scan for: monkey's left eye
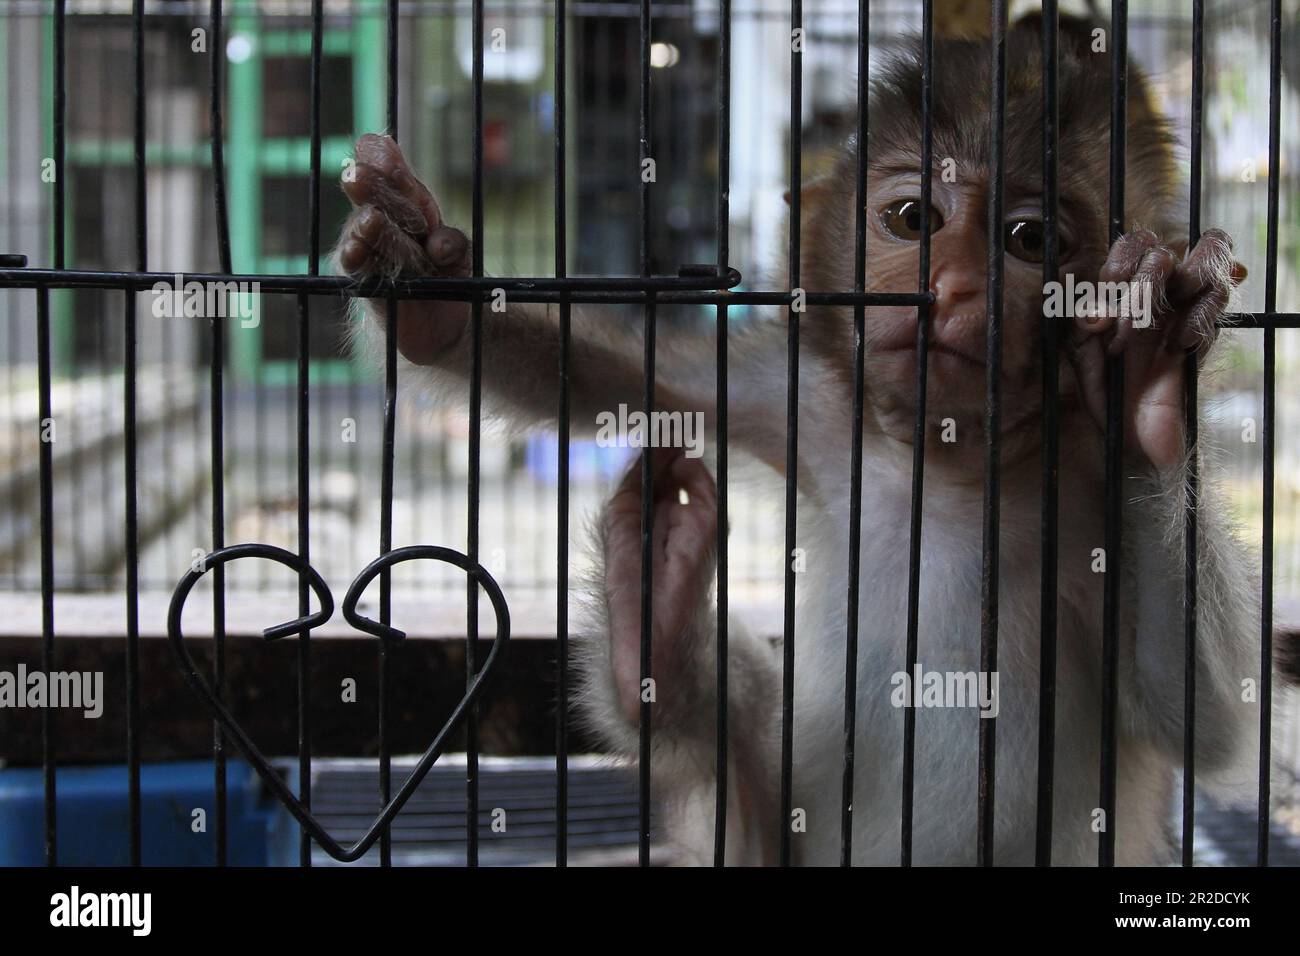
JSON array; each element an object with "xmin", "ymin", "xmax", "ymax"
[{"xmin": 1005, "ymin": 219, "xmax": 1047, "ymax": 262}]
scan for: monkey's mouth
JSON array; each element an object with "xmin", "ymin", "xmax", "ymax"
[{"xmin": 876, "ymin": 341, "xmax": 986, "ymax": 369}]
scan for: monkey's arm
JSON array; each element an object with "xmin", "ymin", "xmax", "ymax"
[
  {"xmin": 1072, "ymin": 227, "xmax": 1258, "ymax": 778},
  {"xmin": 1119, "ymin": 452, "xmax": 1260, "ymax": 780},
  {"xmin": 352, "ymin": 298, "xmax": 788, "ymax": 463},
  {"xmin": 572, "ymin": 451, "xmax": 783, "ymax": 865},
  {"xmin": 574, "ymin": 591, "xmax": 784, "ymax": 865},
  {"xmin": 337, "ymin": 133, "xmax": 792, "ymax": 458}
]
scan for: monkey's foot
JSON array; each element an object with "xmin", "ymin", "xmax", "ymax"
[
  {"xmin": 603, "ymin": 448, "xmax": 718, "ymax": 726},
  {"xmin": 335, "ymin": 133, "xmax": 471, "ymax": 365}
]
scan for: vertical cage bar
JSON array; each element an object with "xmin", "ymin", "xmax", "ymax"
[
  {"xmin": 842, "ymin": 0, "xmax": 869, "ymax": 871},
  {"xmin": 36, "ymin": 283, "xmax": 55, "ymax": 865},
  {"xmin": 554, "ymin": 0, "xmax": 570, "ymax": 868},
  {"xmin": 977, "ymin": 0, "xmax": 1003, "ymax": 868},
  {"xmin": 297, "ymin": 0, "xmax": 325, "ymax": 868},
  {"xmin": 841, "ymin": 0, "xmax": 865, "ymax": 867},
  {"xmin": 1259, "ymin": 0, "xmax": 1281, "ymax": 868},
  {"xmin": 714, "ymin": 0, "xmax": 732, "ymax": 869},
  {"xmin": 467, "ymin": 0, "xmax": 486, "ymax": 868},
  {"xmin": 636, "ymin": 0, "xmax": 656, "ymax": 869},
  {"xmin": 125, "ymin": 0, "xmax": 147, "ymax": 867},
  {"xmin": 1183, "ymin": 0, "xmax": 1204, "ymax": 868},
  {"xmin": 1034, "ymin": 0, "xmax": 1060, "ymax": 868},
  {"xmin": 1098, "ymin": 0, "xmax": 1128, "ymax": 869},
  {"xmin": 898, "ymin": 0, "xmax": 933, "ymax": 869},
  {"xmin": 778, "ymin": 0, "xmax": 803, "ymax": 871},
  {"xmin": 977, "ymin": 0, "xmax": 1008, "ymax": 868},
  {"xmin": 207, "ymin": 0, "xmax": 233, "ymax": 868},
  {"xmin": 38, "ymin": 0, "xmax": 67, "ymax": 870},
  {"xmin": 378, "ymin": 0, "xmax": 400, "ymax": 868}
]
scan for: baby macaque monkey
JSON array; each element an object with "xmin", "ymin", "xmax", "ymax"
[{"xmin": 335, "ymin": 15, "xmax": 1266, "ymax": 864}]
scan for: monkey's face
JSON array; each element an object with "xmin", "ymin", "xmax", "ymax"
[{"xmin": 857, "ymin": 170, "xmax": 1105, "ymax": 444}]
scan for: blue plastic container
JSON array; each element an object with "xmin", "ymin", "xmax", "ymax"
[{"xmin": 0, "ymin": 760, "xmax": 296, "ymax": 866}]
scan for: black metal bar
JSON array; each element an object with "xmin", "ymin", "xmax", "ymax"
[
  {"xmin": 1259, "ymin": 0, "xmax": 1281, "ymax": 869},
  {"xmin": 36, "ymin": 284, "xmax": 55, "ymax": 866},
  {"xmin": 977, "ymin": 0, "xmax": 1008, "ymax": 868},
  {"xmin": 39, "ymin": 0, "xmax": 67, "ymax": 871},
  {"xmin": 898, "ymin": 0, "xmax": 932, "ymax": 869},
  {"xmin": 841, "ymin": 0, "xmax": 869, "ymax": 871},
  {"xmin": 1183, "ymin": 0, "xmax": 1204, "ymax": 869},
  {"xmin": 467, "ymin": 0, "xmax": 486, "ymax": 868},
  {"xmin": 1034, "ymin": 0, "xmax": 1060, "ymax": 869},
  {"xmin": 636, "ymin": 0, "xmax": 656, "ymax": 870},
  {"xmin": 554, "ymin": 0, "xmax": 571, "ymax": 869},
  {"xmin": 296, "ymin": 0, "xmax": 325, "ymax": 869},
  {"xmin": 125, "ymin": 0, "xmax": 147, "ymax": 868},
  {"xmin": 52, "ymin": 1, "xmax": 64, "ymax": 274},
  {"xmin": 1098, "ymin": 0, "xmax": 1128, "ymax": 869},
  {"xmin": 379, "ymin": 0, "xmax": 401, "ymax": 869},
  {"xmin": 0, "ymin": 269, "xmax": 747, "ymax": 296},
  {"xmin": 842, "ymin": 0, "xmax": 873, "ymax": 868},
  {"xmin": 714, "ymin": 0, "xmax": 732, "ymax": 869},
  {"xmin": 207, "ymin": 0, "xmax": 233, "ymax": 868},
  {"xmin": 778, "ymin": 0, "xmax": 803, "ymax": 871}
]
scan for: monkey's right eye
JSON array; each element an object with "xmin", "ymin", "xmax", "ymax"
[{"xmin": 880, "ymin": 199, "xmax": 944, "ymax": 241}]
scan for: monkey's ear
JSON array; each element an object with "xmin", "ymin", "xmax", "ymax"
[{"xmin": 783, "ymin": 177, "xmax": 835, "ymax": 207}]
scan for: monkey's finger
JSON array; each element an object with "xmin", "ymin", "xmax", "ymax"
[
  {"xmin": 607, "ymin": 455, "xmax": 648, "ymax": 522},
  {"xmin": 1098, "ymin": 227, "xmax": 1160, "ymax": 285},
  {"xmin": 1132, "ymin": 244, "xmax": 1177, "ymax": 317},
  {"xmin": 1073, "ymin": 307, "xmax": 1115, "ymax": 338},
  {"xmin": 342, "ymin": 163, "xmax": 430, "ymax": 238},
  {"xmin": 1104, "ymin": 244, "xmax": 1177, "ymax": 356},
  {"xmin": 606, "ymin": 447, "xmax": 682, "ymax": 522},
  {"xmin": 1107, "ymin": 314, "xmax": 1137, "ymax": 355},
  {"xmin": 1177, "ymin": 285, "xmax": 1227, "ymax": 364},
  {"xmin": 1066, "ymin": 333, "xmax": 1109, "ymax": 434},
  {"xmin": 425, "ymin": 225, "xmax": 472, "ymax": 275},
  {"xmin": 1169, "ymin": 228, "xmax": 1234, "ymax": 303},
  {"xmin": 337, "ymin": 206, "xmax": 432, "ymax": 280},
  {"xmin": 350, "ymin": 134, "xmax": 445, "ymax": 237},
  {"xmin": 668, "ymin": 452, "xmax": 717, "ymax": 509},
  {"xmin": 661, "ymin": 459, "xmax": 718, "ymax": 567},
  {"xmin": 1086, "ymin": 229, "xmax": 1162, "ymax": 344}
]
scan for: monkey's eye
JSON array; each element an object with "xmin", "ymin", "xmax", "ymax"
[
  {"xmin": 1005, "ymin": 219, "xmax": 1047, "ymax": 262},
  {"xmin": 880, "ymin": 199, "xmax": 943, "ymax": 241}
]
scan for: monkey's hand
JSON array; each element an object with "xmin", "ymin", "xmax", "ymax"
[
  {"xmin": 578, "ymin": 449, "xmax": 782, "ymax": 863},
  {"xmin": 1068, "ymin": 227, "xmax": 1246, "ymax": 474},
  {"xmin": 335, "ymin": 133, "xmax": 471, "ymax": 365},
  {"xmin": 603, "ymin": 448, "xmax": 719, "ymax": 730}
]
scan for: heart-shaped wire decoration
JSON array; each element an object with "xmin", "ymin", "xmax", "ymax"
[{"xmin": 167, "ymin": 542, "xmax": 510, "ymax": 862}]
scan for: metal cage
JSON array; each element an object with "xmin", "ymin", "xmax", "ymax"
[{"xmin": 0, "ymin": 0, "xmax": 1296, "ymax": 868}]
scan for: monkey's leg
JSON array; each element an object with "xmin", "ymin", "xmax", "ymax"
[{"xmin": 575, "ymin": 449, "xmax": 782, "ymax": 864}]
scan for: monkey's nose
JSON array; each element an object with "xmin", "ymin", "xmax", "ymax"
[{"xmin": 929, "ymin": 262, "xmax": 985, "ymax": 311}]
